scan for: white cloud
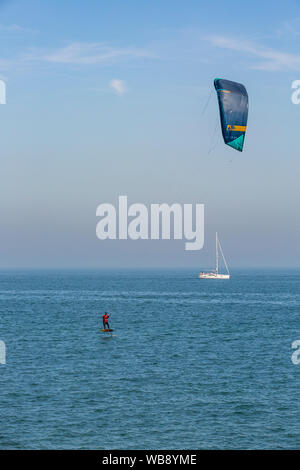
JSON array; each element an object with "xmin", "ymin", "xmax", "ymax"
[
  {"xmin": 276, "ymin": 19, "xmax": 300, "ymax": 39},
  {"xmin": 109, "ymin": 79, "xmax": 127, "ymax": 95},
  {"xmin": 42, "ymin": 42, "xmax": 151, "ymax": 65},
  {"xmin": 0, "ymin": 41, "xmax": 154, "ymax": 75},
  {"xmin": 0, "ymin": 24, "xmax": 37, "ymax": 33},
  {"xmin": 206, "ymin": 35, "xmax": 300, "ymax": 71}
]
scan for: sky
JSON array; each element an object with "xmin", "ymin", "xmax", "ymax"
[{"xmin": 1, "ymin": 0, "xmax": 300, "ymax": 268}]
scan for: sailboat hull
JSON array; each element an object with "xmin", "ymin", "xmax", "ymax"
[{"xmin": 198, "ymin": 273, "xmax": 230, "ymax": 279}]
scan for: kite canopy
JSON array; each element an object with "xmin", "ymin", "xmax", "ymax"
[{"xmin": 214, "ymin": 78, "xmax": 248, "ymax": 152}]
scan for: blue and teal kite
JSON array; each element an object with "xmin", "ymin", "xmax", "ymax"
[{"xmin": 214, "ymin": 78, "xmax": 248, "ymax": 152}]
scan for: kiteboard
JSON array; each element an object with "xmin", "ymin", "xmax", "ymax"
[{"xmin": 101, "ymin": 329, "xmax": 114, "ymax": 333}]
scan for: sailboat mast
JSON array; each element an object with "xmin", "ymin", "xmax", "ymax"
[{"xmin": 216, "ymin": 232, "xmax": 219, "ymax": 274}]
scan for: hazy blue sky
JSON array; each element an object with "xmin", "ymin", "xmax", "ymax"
[{"xmin": 1, "ymin": 0, "xmax": 300, "ymax": 268}]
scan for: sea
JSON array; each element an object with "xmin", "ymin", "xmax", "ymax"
[{"xmin": 0, "ymin": 268, "xmax": 300, "ymax": 450}]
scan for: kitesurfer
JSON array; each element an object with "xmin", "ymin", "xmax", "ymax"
[{"xmin": 102, "ymin": 312, "xmax": 110, "ymax": 330}]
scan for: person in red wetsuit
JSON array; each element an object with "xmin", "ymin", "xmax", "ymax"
[{"xmin": 102, "ymin": 312, "xmax": 110, "ymax": 329}]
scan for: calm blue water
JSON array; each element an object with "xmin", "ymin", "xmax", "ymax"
[{"xmin": 0, "ymin": 269, "xmax": 300, "ymax": 449}]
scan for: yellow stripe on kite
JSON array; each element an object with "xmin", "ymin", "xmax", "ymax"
[{"xmin": 226, "ymin": 125, "xmax": 246, "ymax": 132}]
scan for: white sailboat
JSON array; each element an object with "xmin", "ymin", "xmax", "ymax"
[{"xmin": 198, "ymin": 232, "xmax": 230, "ymax": 279}]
